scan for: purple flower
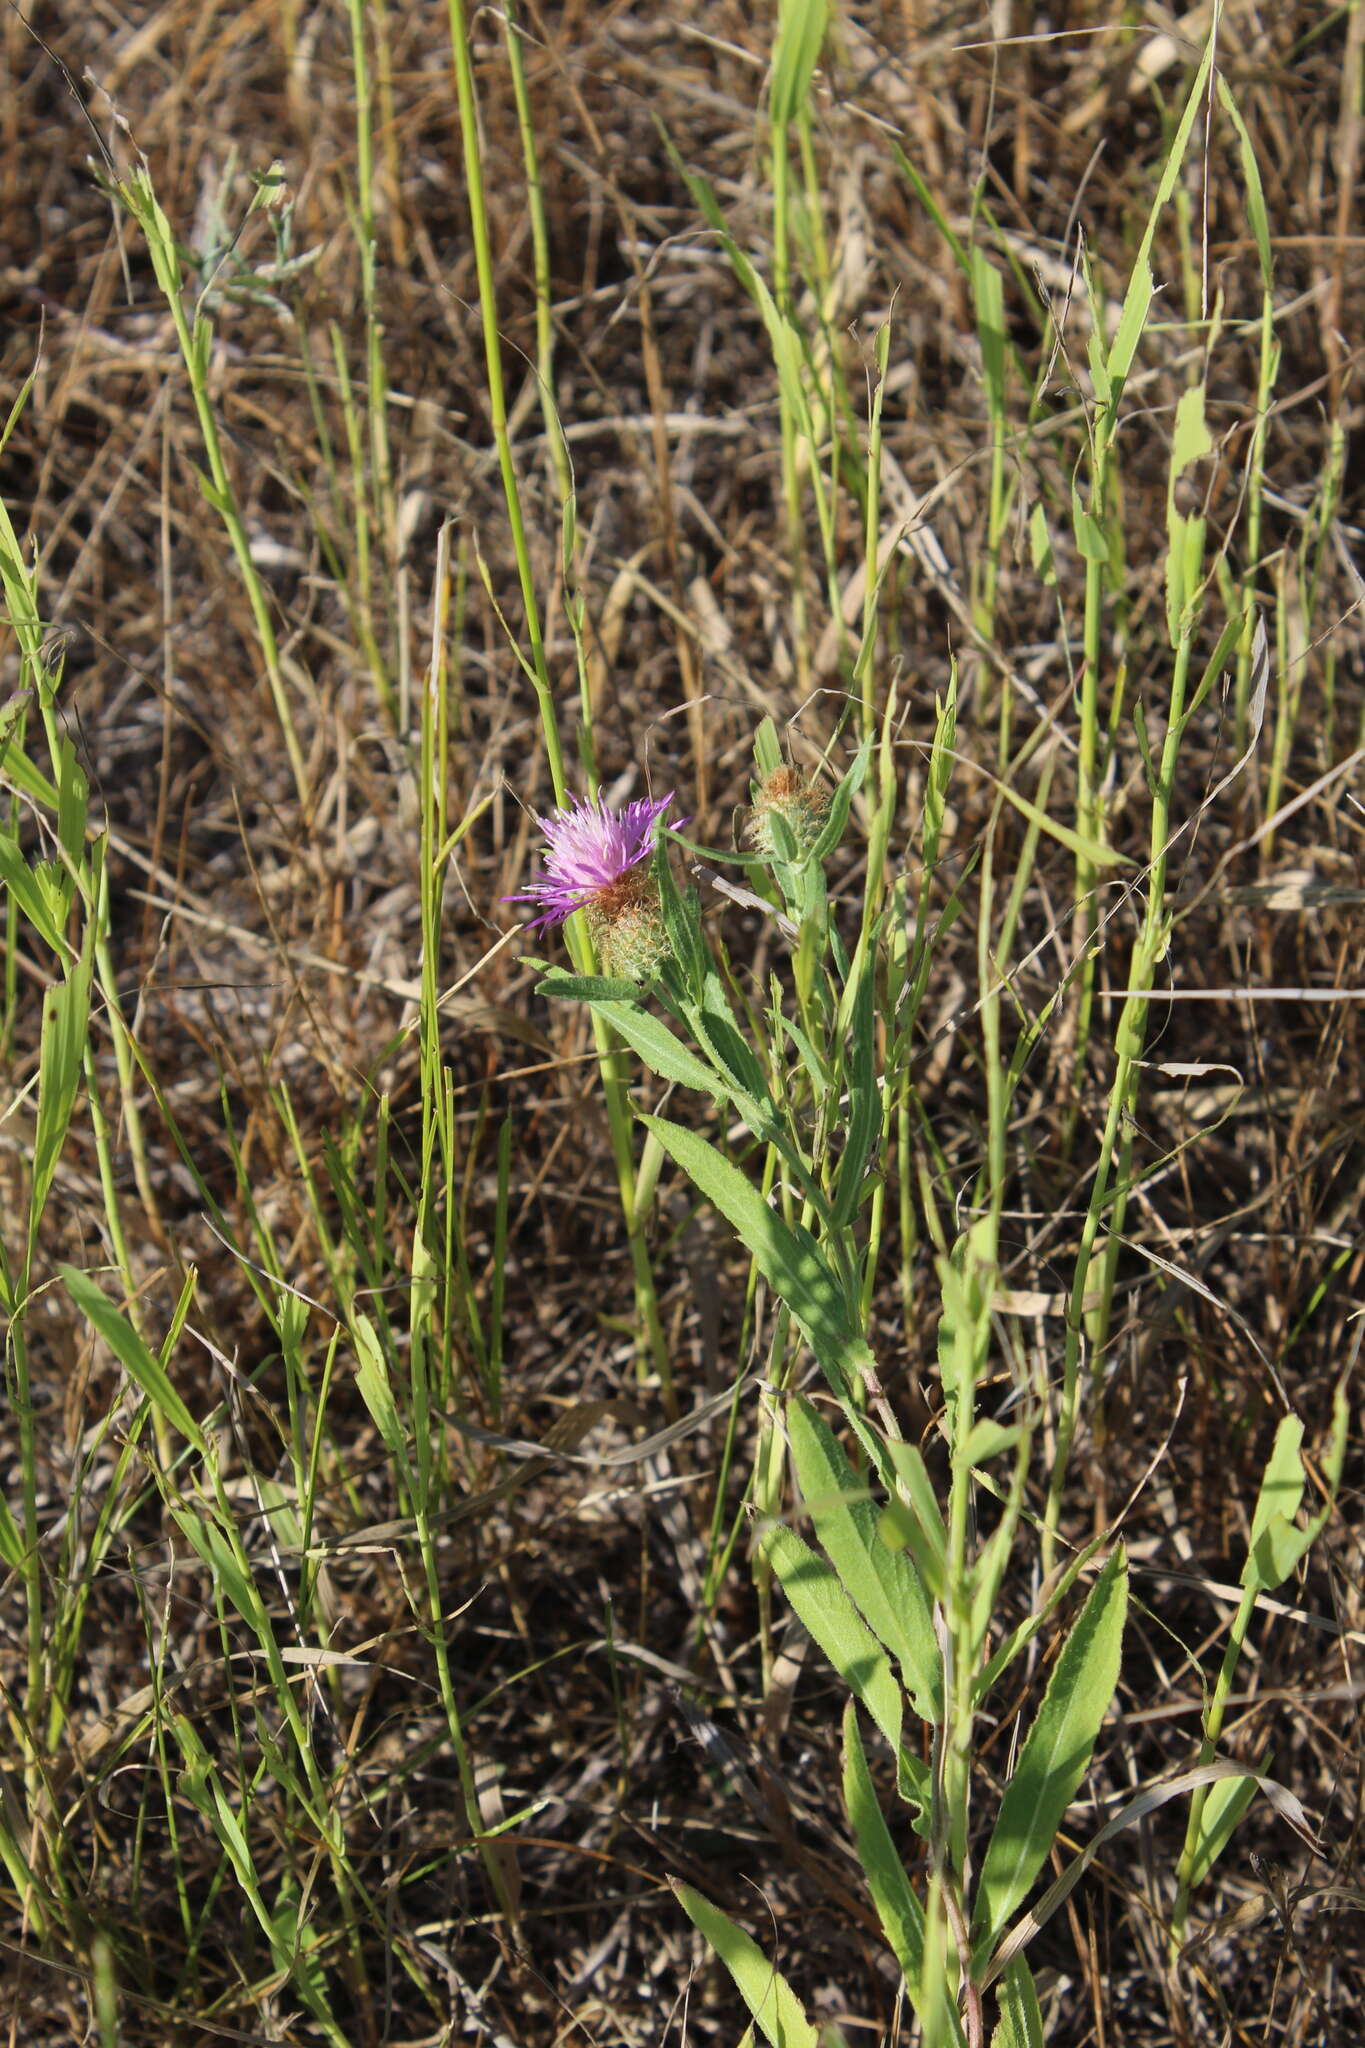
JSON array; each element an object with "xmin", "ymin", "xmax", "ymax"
[{"xmin": 506, "ymin": 793, "xmax": 681, "ymax": 931}]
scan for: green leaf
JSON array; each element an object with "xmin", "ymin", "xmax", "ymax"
[
  {"xmin": 673, "ymin": 1882, "xmax": 819, "ymax": 2048},
  {"xmin": 923, "ymin": 671, "xmax": 957, "ymax": 861},
  {"xmin": 0, "ymin": 356, "xmax": 38, "ymax": 462},
  {"xmin": 1165, "ymin": 381, "xmax": 1212, "ymax": 633},
  {"xmin": 1071, "ymin": 491, "xmax": 1109, "ymax": 566},
  {"xmin": 829, "ymin": 952, "xmax": 880, "ymax": 1232},
  {"xmin": 351, "ymin": 1312, "xmax": 412, "ymax": 1489},
  {"xmin": 761, "ymin": 1523, "xmax": 903, "ymax": 1762},
  {"xmin": 961, "ymin": 1420, "xmax": 1020, "ymax": 1469},
  {"xmin": 890, "ymin": 141, "xmax": 971, "ymax": 283},
  {"xmin": 54, "ymin": 735, "xmax": 88, "ymax": 863},
  {"xmin": 0, "ymin": 1493, "xmax": 24, "ymax": 1571},
  {"xmin": 1241, "ymin": 1413, "xmax": 1324, "ymax": 1592},
  {"xmin": 754, "ymin": 716, "xmax": 784, "ymax": 777},
  {"xmin": 1104, "ymin": 33, "xmax": 1218, "ymax": 401},
  {"xmin": 28, "ymin": 928, "xmax": 94, "ymax": 1247},
  {"xmin": 972, "ymin": 249, "xmax": 1007, "ymax": 419},
  {"xmin": 697, "ymin": 968, "xmax": 773, "ymax": 1103},
  {"xmin": 1241, "ymin": 1386, "xmax": 1351, "ymax": 1599},
  {"xmin": 877, "ymin": 1439, "xmax": 947, "ymax": 1603},
  {"xmin": 168, "ymin": 1501, "xmax": 269, "ymax": 1637},
  {"xmin": 842, "ymin": 1703, "xmax": 962, "ymax": 2032},
  {"xmin": 807, "ymin": 737, "xmax": 872, "ymax": 866},
  {"xmin": 971, "ymin": 1547, "xmax": 1128, "ymax": 1962},
  {"xmin": 0, "ymin": 835, "xmax": 71, "ymax": 954},
  {"xmin": 641, "ymin": 1112, "xmax": 868, "ymax": 1400},
  {"xmin": 770, "ymin": 0, "xmax": 829, "ymax": 129},
  {"xmin": 0, "ymin": 725, "xmax": 59, "ymax": 808},
  {"xmin": 790, "ymin": 1398, "xmax": 941, "ymax": 1721},
  {"xmin": 976, "ymin": 764, "xmax": 1130, "ymax": 869},
  {"xmin": 1246, "ymin": 1415, "xmax": 1304, "ymax": 1559},
  {"xmin": 1185, "ymin": 1770, "xmax": 1260, "ymax": 1890},
  {"xmin": 1028, "ymin": 504, "xmax": 1056, "ymax": 588},
  {"xmin": 654, "ymin": 833, "xmax": 708, "ymax": 1000},
  {"xmin": 60, "ymin": 1266, "xmax": 209, "ymax": 1457},
  {"xmin": 777, "ymin": 1003, "xmax": 832, "ymax": 1093},
  {"xmin": 990, "ymin": 1956, "xmax": 1045, "ymax": 2048},
  {"xmin": 591, "ymin": 999, "xmax": 725, "ymax": 1098},
  {"xmin": 1103, "ymin": 260, "xmax": 1152, "ymax": 407},
  {"xmin": 1217, "ymin": 77, "xmax": 1272, "ymax": 287},
  {"xmin": 0, "ymin": 681, "xmax": 59, "ymax": 808},
  {"xmin": 536, "ymin": 970, "xmax": 645, "ymax": 1004}
]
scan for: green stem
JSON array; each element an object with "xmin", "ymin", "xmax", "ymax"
[
  {"xmin": 1045, "ymin": 617, "xmax": 1196, "ymax": 1571},
  {"xmin": 446, "ymin": 0, "xmax": 565, "ymax": 802},
  {"xmin": 122, "ymin": 172, "xmax": 311, "ymax": 808}
]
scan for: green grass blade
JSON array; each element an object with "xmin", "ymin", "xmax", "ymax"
[
  {"xmin": 60, "ymin": 1267, "xmax": 209, "ymax": 1459},
  {"xmin": 1184, "ymin": 1771, "xmax": 1260, "ymax": 1892},
  {"xmin": 1105, "ymin": 34, "xmax": 1217, "ymax": 399},
  {"xmin": 27, "ymin": 929, "xmax": 94, "ymax": 1254},
  {"xmin": 769, "ymin": 0, "xmax": 828, "ymax": 129}
]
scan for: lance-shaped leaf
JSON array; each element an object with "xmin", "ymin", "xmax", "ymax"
[
  {"xmin": 537, "ymin": 969, "xmax": 647, "ymax": 1004},
  {"xmin": 673, "ymin": 1882, "xmax": 818, "ymax": 2048},
  {"xmin": 61, "ymin": 1266, "xmax": 209, "ymax": 1458},
  {"xmin": 990, "ymin": 1957, "xmax": 1045, "ymax": 2048},
  {"xmin": 770, "ymin": 0, "xmax": 828, "ymax": 129},
  {"xmin": 592, "ymin": 999, "xmax": 726, "ymax": 1099},
  {"xmin": 790, "ymin": 1398, "xmax": 941, "ymax": 1721},
  {"xmin": 971, "ymin": 1547, "xmax": 1128, "ymax": 1963},
  {"xmin": 28, "ymin": 929, "xmax": 95, "ymax": 1251},
  {"xmin": 641, "ymin": 1112, "xmax": 868, "ymax": 1401},
  {"xmin": 763, "ymin": 1522, "xmax": 932, "ymax": 1826},
  {"xmin": 1240, "ymin": 1396, "xmax": 1347, "ymax": 1595},
  {"xmin": 829, "ymin": 949, "xmax": 880, "ymax": 1232},
  {"xmin": 842, "ymin": 1704, "xmax": 965, "ymax": 2039},
  {"xmin": 762, "ymin": 1523, "xmax": 903, "ymax": 1759}
]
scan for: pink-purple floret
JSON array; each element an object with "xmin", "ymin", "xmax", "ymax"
[{"xmin": 506, "ymin": 793, "xmax": 681, "ymax": 930}]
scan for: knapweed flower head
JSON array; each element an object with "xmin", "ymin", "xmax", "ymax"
[
  {"xmin": 748, "ymin": 764, "xmax": 829, "ymax": 862},
  {"xmin": 506, "ymin": 792, "xmax": 679, "ymax": 981}
]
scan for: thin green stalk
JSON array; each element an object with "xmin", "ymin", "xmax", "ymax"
[
  {"xmin": 329, "ymin": 322, "xmax": 392, "ymax": 717},
  {"xmin": 345, "ymin": 0, "xmax": 397, "ymax": 721},
  {"xmin": 1044, "ymin": 609, "xmax": 1201, "ymax": 1572},
  {"xmin": 503, "ymin": 0, "xmax": 573, "ymax": 518},
  {"xmin": 448, "ymin": 0, "xmax": 672, "ymax": 1410},
  {"xmin": 1068, "ymin": 473, "xmax": 1109, "ymax": 1155},
  {"xmin": 1232, "ymin": 288, "xmax": 1277, "ymax": 757},
  {"xmin": 854, "ymin": 324, "xmax": 891, "ymax": 742},
  {"xmin": 119, "ymin": 170, "xmax": 311, "ymax": 808},
  {"xmin": 445, "ymin": 0, "xmax": 564, "ymax": 801},
  {"xmin": 769, "ymin": 110, "xmax": 811, "ymax": 691}
]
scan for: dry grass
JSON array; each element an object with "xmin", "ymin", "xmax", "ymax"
[{"xmin": 2, "ymin": 3, "xmax": 1363, "ymax": 2043}]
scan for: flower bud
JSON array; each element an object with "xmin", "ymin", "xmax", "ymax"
[
  {"xmin": 585, "ymin": 870, "xmax": 669, "ymax": 982},
  {"xmin": 748, "ymin": 765, "xmax": 829, "ymax": 861}
]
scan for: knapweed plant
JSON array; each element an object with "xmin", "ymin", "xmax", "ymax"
[{"xmin": 518, "ymin": 717, "xmax": 1347, "ymax": 2047}]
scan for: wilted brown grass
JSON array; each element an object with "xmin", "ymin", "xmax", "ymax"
[{"xmin": 2, "ymin": 3, "xmax": 1363, "ymax": 2043}]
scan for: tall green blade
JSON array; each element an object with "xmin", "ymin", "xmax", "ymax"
[{"xmin": 971, "ymin": 1548, "xmax": 1127, "ymax": 1962}]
